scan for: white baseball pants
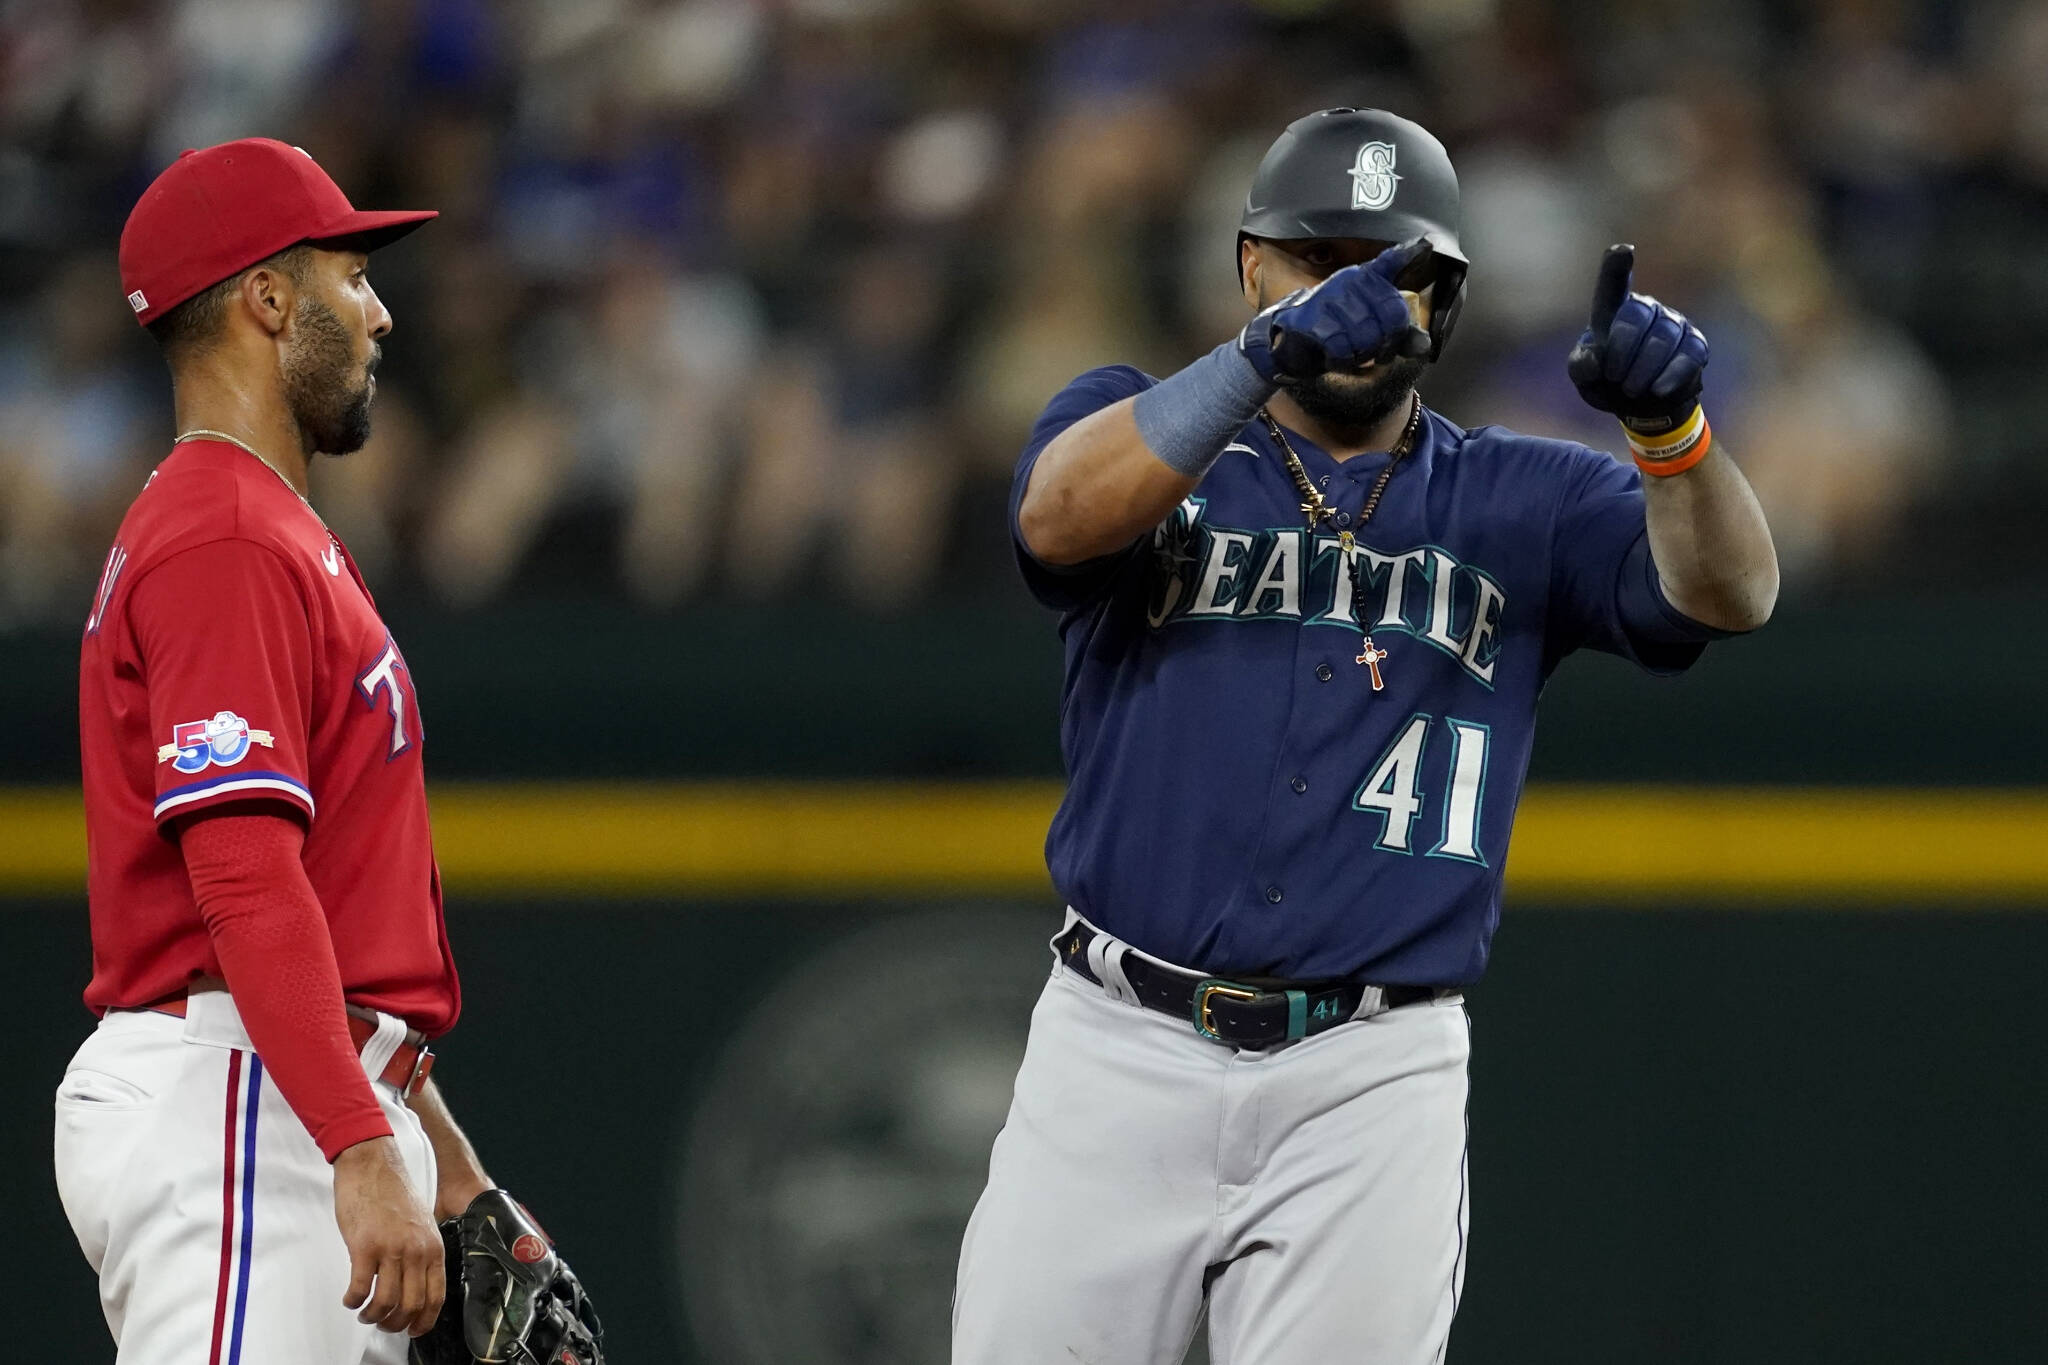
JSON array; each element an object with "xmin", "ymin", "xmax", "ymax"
[
  {"xmin": 955, "ymin": 949, "xmax": 1471, "ymax": 1365},
  {"xmin": 53, "ymin": 993, "xmax": 437, "ymax": 1365}
]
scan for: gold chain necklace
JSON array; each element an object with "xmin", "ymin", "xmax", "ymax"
[
  {"xmin": 1258, "ymin": 393, "xmax": 1421, "ymax": 689},
  {"xmin": 173, "ymin": 429, "xmax": 322, "ymax": 520},
  {"xmin": 1260, "ymin": 391, "xmax": 1420, "ymax": 549}
]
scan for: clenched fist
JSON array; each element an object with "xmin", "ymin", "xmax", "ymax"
[{"xmin": 1240, "ymin": 238, "xmax": 1435, "ymax": 383}]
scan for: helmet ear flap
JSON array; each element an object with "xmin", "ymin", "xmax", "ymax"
[{"xmin": 1426, "ymin": 258, "xmax": 1467, "ymax": 362}]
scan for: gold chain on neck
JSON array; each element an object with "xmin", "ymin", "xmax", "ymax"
[
  {"xmin": 1257, "ymin": 393, "xmax": 1422, "ymax": 687},
  {"xmin": 173, "ymin": 429, "xmax": 321, "ymax": 519},
  {"xmin": 1259, "ymin": 392, "xmax": 1421, "ymax": 558}
]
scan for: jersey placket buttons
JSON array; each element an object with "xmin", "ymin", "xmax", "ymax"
[
  {"xmin": 1315, "ymin": 663, "xmax": 1333, "ymax": 681},
  {"xmin": 1264, "ymin": 886, "xmax": 1283, "ymax": 904},
  {"xmin": 1290, "ymin": 776, "xmax": 1307, "ymax": 793}
]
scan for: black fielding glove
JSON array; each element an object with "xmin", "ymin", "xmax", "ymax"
[
  {"xmin": 410, "ymin": 1190, "xmax": 604, "ymax": 1365},
  {"xmin": 1565, "ymin": 244, "xmax": 1710, "ymax": 436}
]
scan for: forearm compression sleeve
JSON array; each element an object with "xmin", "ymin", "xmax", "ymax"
[{"xmin": 179, "ymin": 810, "xmax": 393, "ymax": 1160}]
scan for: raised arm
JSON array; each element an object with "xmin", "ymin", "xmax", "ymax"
[
  {"xmin": 1018, "ymin": 239, "xmax": 1433, "ymax": 566},
  {"xmin": 1639, "ymin": 440, "xmax": 1777, "ymax": 630},
  {"xmin": 1017, "ymin": 398, "xmax": 1208, "ymax": 565},
  {"xmin": 1567, "ymin": 244, "xmax": 1778, "ymax": 632}
]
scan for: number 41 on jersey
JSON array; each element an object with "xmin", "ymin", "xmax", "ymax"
[{"xmin": 1353, "ymin": 714, "xmax": 1490, "ymax": 863}]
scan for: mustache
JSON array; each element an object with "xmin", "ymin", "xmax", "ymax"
[{"xmin": 365, "ymin": 346, "xmax": 381, "ymax": 377}]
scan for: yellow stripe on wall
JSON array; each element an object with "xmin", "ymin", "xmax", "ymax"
[
  {"xmin": 428, "ymin": 782, "xmax": 1061, "ymax": 895},
  {"xmin": 3, "ymin": 783, "xmax": 2046, "ymax": 903},
  {"xmin": 0, "ymin": 789, "xmax": 87, "ymax": 892},
  {"xmin": 1506, "ymin": 787, "xmax": 2048, "ymax": 900}
]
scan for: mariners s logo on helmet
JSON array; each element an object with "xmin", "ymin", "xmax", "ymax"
[{"xmin": 1349, "ymin": 140, "xmax": 1400, "ymax": 210}]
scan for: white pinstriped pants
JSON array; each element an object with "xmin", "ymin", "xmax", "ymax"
[{"xmin": 954, "ymin": 939, "xmax": 1471, "ymax": 1365}]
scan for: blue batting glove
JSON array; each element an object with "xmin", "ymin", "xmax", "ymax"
[
  {"xmin": 1565, "ymin": 243, "xmax": 1710, "ymax": 433},
  {"xmin": 1238, "ymin": 238, "xmax": 1434, "ymax": 384}
]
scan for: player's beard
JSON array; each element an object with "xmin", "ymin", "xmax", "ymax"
[
  {"xmin": 1285, "ymin": 356, "xmax": 1425, "ymax": 436},
  {"xmin": 282, "ymin": 299, "xmax": 377, "ymax": 456}
]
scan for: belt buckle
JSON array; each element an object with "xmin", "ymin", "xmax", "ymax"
[
  {"xmin": 400, "ymin": 1044, "xmax": 434, "ymax": 1102},
  {"xmin": 1192, "ymin": 979, "xmax": 1260, "ymax": 1042}
]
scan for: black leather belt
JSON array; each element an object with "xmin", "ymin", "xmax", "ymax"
[{"xmin": 1053, "ymin": 919, "xmax": 1451, "ymax": 1050}]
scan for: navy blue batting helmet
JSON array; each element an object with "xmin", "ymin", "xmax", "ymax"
[{"xmin": 1239, "ymin": 108, "xmax": 1468, "ymax": 361}]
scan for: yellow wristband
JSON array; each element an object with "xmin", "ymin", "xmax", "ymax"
[{"xmin": 1626, "ymin": 407, "xmax": 1710, "ymax": 477}]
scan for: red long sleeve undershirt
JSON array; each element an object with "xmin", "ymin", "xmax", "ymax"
[{"xmin": 177, "ymin": 808, "xmax": 393, "ymax": 1160}]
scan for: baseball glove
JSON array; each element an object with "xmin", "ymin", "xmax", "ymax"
[{"xmin": 409, "ymin": 1189, "xmax": 604, "ymax": 1365}]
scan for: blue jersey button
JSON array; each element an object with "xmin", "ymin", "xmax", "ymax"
[
  {"xmin": 1315, "ymin": 663, "xmax": 1333, "ymax": 681},
  {"xmin": 1265, "ymin": 886, "xmax": 1283, "ymax": 904},
  {"xmin": 1333, "ymin": 511, "xmax": 1352, "ymax": 527},
  {"xmin": 1290, "ymin": 776, "xmax": 1307, "ymax": 793}
]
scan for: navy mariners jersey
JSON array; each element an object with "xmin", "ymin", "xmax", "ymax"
[{"xmin": 1011, "ymin": 366, "xmax": 1725, "ymax": 987}]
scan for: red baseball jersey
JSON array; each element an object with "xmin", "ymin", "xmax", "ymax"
[{"xmin": 78, "ymin": 439, "xmax": 459, "ymax": 1034}]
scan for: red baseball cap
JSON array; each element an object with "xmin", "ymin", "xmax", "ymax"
[{"xmin": 119, "ymin": 137, "xmax": 437, "ymax": 327}]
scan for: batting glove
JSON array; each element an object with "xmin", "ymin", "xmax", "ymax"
[
  {"xmin": 1566, "ymin": 243, "xmax": 1710, "ymax": 435},
  {"xmin": 1239, "ymin": 238, "xmax": 1434, "ymax": 384}
]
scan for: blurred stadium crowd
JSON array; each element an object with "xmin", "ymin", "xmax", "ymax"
[{"xmin": 4, "ymin": 0, "xmax": 2045, "ymax": 626}]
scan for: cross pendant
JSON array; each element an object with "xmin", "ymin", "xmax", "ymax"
[{"xmin": 1355, "ymin": 635, "xmax": 1388, "ymax": 691}]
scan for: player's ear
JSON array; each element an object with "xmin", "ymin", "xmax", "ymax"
[
  {"xmin": 238, "ymin": 262, "xmax": 293, "ymax": 339},
  {"xmin": 1240, "ymin": 238, "xmax": 1263, "ymax": 309}
]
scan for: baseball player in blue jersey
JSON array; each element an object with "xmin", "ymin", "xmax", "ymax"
[{"xmin": 953, "ymin": 108, "xmax": 1779, "ymax": 1364}]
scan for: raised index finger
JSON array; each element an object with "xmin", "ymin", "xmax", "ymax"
[
  {"xmin": 1367, "ymin": 236, "xmax": 1432, "ymax": 287},
  {"xmin": 1589, "ymin": 243, "xmax": 1635, "ymax": 338}
]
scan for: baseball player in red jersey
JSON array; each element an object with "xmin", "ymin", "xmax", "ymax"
[{"xmin": 59, "ymin": 140, "xmax": 601, "ymax": 1365}]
